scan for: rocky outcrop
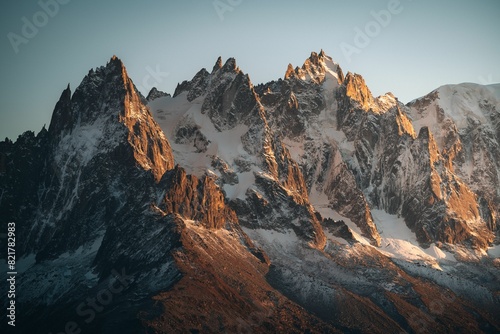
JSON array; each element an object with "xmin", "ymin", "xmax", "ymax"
[
  {"xmin": 48, "ymin": 84, "xmax": 73, "ymax": 135},
  {"xmin": 173, "ymin": 68, "xmax": 210, "ymax": 101},
  {"xmin": 113, "ymin": 56, "xmax": 174, "ymax": 181},
  {"xmin": 343, "ymin": 72, "xmax": 375, "ymax": 111},
  {"xmin": 158, "ymin": 165, "xmax": 237, "ymax": 229},
  {"xmin": 202, "ymin": 60, "xmax": 259, "ymax": 131},
  {"xmin": 146, "ymin": 87, "xmax": 170, "ymax": 101}
]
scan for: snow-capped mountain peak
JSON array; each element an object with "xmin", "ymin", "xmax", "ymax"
[{"xmin": 284, "ymin": 50, "xmax": 344, "ymax": 86}]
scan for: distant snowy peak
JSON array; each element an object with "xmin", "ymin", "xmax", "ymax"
[
  {"xmin": 409, "ymin": 83, "xmax": 500, "ymax": 133},
  {"xmin": 146, "ymin": 87, "xmax": 171, "ymax": 102},
  {"xmin": 284, "ymin": 50, "xmax": 344, "ymax": 86},
  {"xmin": 405, "ymin": 81, "xmax": 500, "ymax": 247},
  {"xmin": 173, "ymin": 57, "xmax": 243, "ymax": 101}
]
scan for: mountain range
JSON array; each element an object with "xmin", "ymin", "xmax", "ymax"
[{"xmin": 1, "ymin": 51, "xmax": 499, "ymax": 333}]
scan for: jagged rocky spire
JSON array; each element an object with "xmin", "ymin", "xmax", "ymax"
[
  {"xmin": 212, "ymin": 56, "xmax": 223, "ymax": 73},
  {"xmin": 48, "ymin": 83, "xmax": 72, "ymax": 137}
]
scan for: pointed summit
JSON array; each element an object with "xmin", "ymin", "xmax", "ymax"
[
  {"xmin": 284, "ymin": 50, "xmax": 344, "ymax": 85},
  {"xmin": 221, "ymin": 57, "xmax": 239, "ymax": 73},
  {"xmin": 48, "ymin": 84, "xmax": 73, "ymax": 137},
  {"xmin": 49, "ymin": 56, "xmax": 174, "ymax": 181},
  {"xmin": 343, "ymin": 72, "xmax": 375, "ymax": 110},
  {"xmin": 107, "ymin": 55, "xmax": 126, "ymax": 72},
  {"xmin": 105, "ymin": 55, "xmax": 134, "ymax": 90},
  {"xmin": 212, "ymin": 56, "xmax": 223, "ymax": 73},
  {"xmin": 146, "ymin": 87, "xmax": 171, "ymax": 102},
  {"xmin": 307, "ymin": 51, "xmax": 321, "ymax": 66},
  {"xmin": 109, "ymin": 54, "xmax": 123, "ymax": 65},
  {"xmin": 173, "ymin": 68, "xmax": 210, "ymax": 100},
  {"xmin": 284, "ymin": 63, "xmax": 296, "ymax": 80}
]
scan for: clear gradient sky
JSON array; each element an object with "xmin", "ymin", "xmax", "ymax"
[{"xmin": 1, "ymin": 0, "xmax": 499, "ymax": 140}]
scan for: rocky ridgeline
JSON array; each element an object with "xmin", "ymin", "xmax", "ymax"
[{"xmin": 1, "ymin": 52, "xmax": 499, "ymax": 333}]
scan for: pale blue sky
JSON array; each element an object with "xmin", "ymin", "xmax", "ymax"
[{"xmin": 1, "ymin": 0, "xmax": 499, "ymax": 140}]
